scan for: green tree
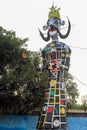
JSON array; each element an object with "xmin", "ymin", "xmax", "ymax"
[
  {"xmin": 81, "ymin": 95, "xmax": 87, "ymax": 116},
  {"xmin": 65, "ymin": 72, "xmax": 79, "ymax": 110},
  {"xmin": 0, "ymin": 26, "xmax": 48, "ymax": 114}
]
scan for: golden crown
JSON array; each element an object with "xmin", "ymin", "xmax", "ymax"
[{"xmin": 48, "ymin": 5, "xmax": 60, "ymax": 19}]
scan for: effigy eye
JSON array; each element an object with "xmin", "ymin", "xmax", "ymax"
[{"xmin": 55, "ymin": 19, "xmax": 58, "ymax": 24}]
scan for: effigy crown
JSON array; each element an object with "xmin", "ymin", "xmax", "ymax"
[{"xmin": 48, "ymin": 5, "xmax": 60, "ymax": 19}]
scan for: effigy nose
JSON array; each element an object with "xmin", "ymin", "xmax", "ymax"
[{"xmin": 50, "ymin": 25, "xmax": 54, "ymax": 28}]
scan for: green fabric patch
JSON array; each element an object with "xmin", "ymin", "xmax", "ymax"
[
  {"xmin": 45, "ymin": 48, "xmax": 50, "ymax": 54},
  {"xmin": 50, "ymin": 90, "xmax": 55, "ymax": 97}
]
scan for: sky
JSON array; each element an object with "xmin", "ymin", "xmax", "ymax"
[{"xmin": 0, "ymin": 0, "xmax": 87, "ymax": 103}]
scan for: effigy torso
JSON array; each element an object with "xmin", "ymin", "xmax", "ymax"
[{"xmin": 37, "ymin": 41, "xmax": 71, "ymax": 130}]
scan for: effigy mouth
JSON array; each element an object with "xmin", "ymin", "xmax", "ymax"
[{"xmin": 49, "ymin": 26, "xmax": 57, "ymax": 32}]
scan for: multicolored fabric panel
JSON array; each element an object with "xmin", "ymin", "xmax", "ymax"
[{"xmin": 37, "ymin": 42, "xmax": 68, "ymax": 130}]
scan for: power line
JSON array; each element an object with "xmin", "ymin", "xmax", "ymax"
[
  {"xmin": 71, "ymin": 74, "xmax": 87, "ymax": 88},
  {"xmin": 61, "ymin": 25, "xmax": 87, "ymax": 51},
  {"xmin": 70, "ymin": 45, "xmax": 87, "ymax": 50}
]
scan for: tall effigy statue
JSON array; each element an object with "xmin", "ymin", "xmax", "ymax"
[{"xmin": 37, "ymin": 5, "xmax": 71, "ymax": 130}]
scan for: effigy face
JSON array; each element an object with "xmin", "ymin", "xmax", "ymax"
[
  {"xmin": 47, "ymin": 18, "xmax": 61, "ymax": 37},
  {"xmin": 39, "ymin": 5, "xmax": 71, "ymax": 42}
]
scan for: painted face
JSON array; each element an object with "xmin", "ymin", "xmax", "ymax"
[
  {"xmin": 47, "ymin": 18, "xmax": 61, "ymax": 37},
  {"xmin": 39, "ymin": 17, "xmax": 71, "ymax": 41}
]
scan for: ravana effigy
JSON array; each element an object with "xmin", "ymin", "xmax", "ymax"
[{"xmin": 37, "ymin": 5, "xmax": 71, "ymax": 130}]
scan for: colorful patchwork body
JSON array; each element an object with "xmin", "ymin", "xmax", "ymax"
[
  {"xmin": 37, "ymin": 5, "xmax": 71, "ymax": 130},
  {"xmin": 37, "ymin": 41, "xmax": 71, "ymax": 130}
]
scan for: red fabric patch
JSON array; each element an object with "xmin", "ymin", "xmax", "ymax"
[
  {"xmin": 60, "ymin": 100, "xmax": 65, "ymax": 105},
  {"xmin": 47, "ymin": 106, "xmax": 53, "ymax": 113},
  {"xmin": 52, "ymin": 67, "xmax": 58, "ymax": 71},
  {"xmin": 44, "ymin": 93, "xmax": 49, "ymax": 98},
  {"xmin": 51, "ymin": 60, "xmax": 57, "ymax": 64}
]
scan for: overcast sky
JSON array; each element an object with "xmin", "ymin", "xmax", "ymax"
[{"xmin": 0, "ymin": 0, "xmax": 87, "ymax": 103}]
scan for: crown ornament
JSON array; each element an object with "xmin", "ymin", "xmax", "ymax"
[{"xmin": 48, "ymin": 5, "xmax": 60, "ymax": 19}]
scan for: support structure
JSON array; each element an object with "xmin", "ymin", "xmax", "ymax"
[{"xmin": 37, "ymin": 5, "xmax": 71, "ymax": 130}]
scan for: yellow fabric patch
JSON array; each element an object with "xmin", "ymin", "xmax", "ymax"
[
  {"xmin": 65, "ymin": 53, "xmax": 71, "ymax": 57},
  {"xmin": 60, "ymin": 107, "xmax": 65, "ymax": 114},
  {"xmin": 50, "ymin": 43, "xmax": 55, "ymax": 47},
  {"xmin": 50, "ymin": 80, "xmax": 56, "ymax": 86}
]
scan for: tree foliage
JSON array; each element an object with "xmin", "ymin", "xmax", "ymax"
[
  {"xmin": 0, "ymin": 26, "xmax": 47, "ymax": 114},
  {"xmin": 65, "ymin": 72, "xmax": 79, "ymax": 109},
  {"xmin": 0, "ymin": 26, "xmax": 79, "ymax": 114},
  {"xmin": 81, "ymin": 95, "xmax": 87, "ymax": 114}
]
